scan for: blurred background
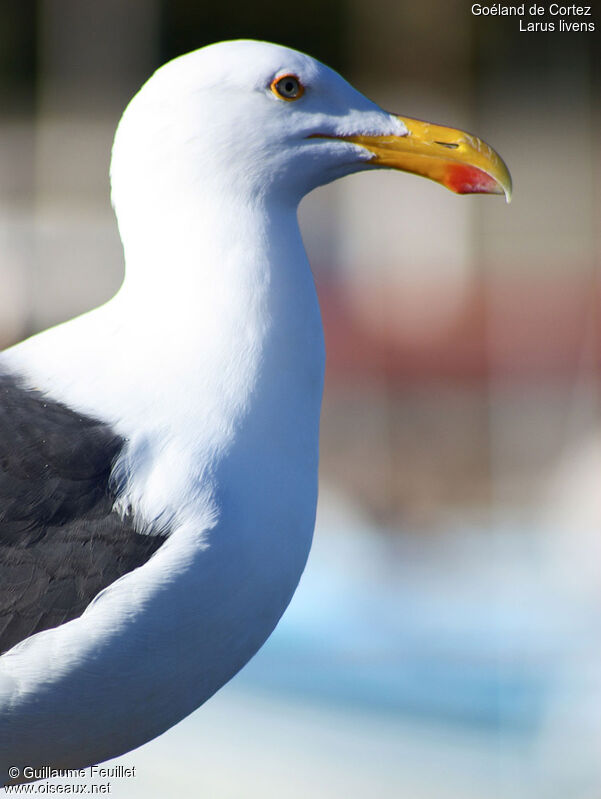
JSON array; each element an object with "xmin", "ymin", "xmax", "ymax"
[{"xmin": 1, "ymin": 1, "xmax": 600, "ymax": 797}]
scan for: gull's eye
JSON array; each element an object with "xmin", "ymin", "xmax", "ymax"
[{"xmin": 271, "ymin": 74, "xmax": 304, "ymax": 101}]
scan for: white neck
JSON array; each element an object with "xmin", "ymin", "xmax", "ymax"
[
  {"xmin": 114, "ymin": 193, "xmax": 325, "ymax": 528},
  {"xmin": 8, "ymin": 190, "xmax": 324, "ymax": 517},
  {"xmin": 2, "ymin": 188, "xmax": 326, "ymax": 770}
]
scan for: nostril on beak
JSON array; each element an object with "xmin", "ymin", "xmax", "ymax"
[{"xmin": 435, "ymin": 141, "xmax": 459, "ymax": 149}]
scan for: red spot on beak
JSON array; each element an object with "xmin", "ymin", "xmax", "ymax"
[{"xmin": 445, "ymin": 164, "xmax": 502, "ymax": 195}]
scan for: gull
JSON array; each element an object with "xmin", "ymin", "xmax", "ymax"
[{"xmin": 0, "ymin": 39, "xmax": 510, "ymax": 778}]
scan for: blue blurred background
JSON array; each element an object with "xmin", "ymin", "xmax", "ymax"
[{"xmin": 1, "ymin": 1, "xmax": 600, "ymax": 796}]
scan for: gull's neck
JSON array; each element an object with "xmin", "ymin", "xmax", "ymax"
[
  {"xmin": 0, "ymin": 189, "xmax": 326, "ymax": 767},
  {"xmin": 5, "ymin": 189, "xmax": 325, "ymax": 529},
  {"xmin": 10, "ymin": 191, "xmax": 321, "ymax": 415}
]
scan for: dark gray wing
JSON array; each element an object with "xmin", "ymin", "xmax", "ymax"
[{"xmin": 0, "ymin": 373, "xmax": 166, "ymax": 655}]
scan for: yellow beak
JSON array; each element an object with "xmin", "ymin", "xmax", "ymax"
[{"xmin": 329, "ymin": 115, "xmax": 512, "ymax": 202}]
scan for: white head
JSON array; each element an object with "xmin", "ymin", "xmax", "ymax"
[
  {"xmin": 110, "ymin": 39, "xmax": 511, "ymax": 242},
  {"xmin": 111, "ymin": 40, "xmax": 404, "ymax": 211}
]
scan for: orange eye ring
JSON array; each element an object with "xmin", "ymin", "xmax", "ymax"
[{"xmin": 270, "ymin": 74, "xmax": 304, "ymax": 101}]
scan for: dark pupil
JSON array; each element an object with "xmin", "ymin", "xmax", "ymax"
[{"xmin": 283, "ymin": 79, "xmax": 296, "ymax": 95}]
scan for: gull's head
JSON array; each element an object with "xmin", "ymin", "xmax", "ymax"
[{"xmin": 111, "ymin": 39, "xmax": 511, "ymax": 226}]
